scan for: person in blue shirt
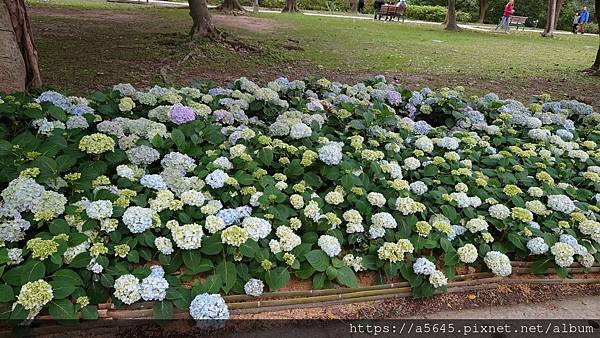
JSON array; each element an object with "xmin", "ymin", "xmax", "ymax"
[{"xmin": 577, "ymin": 6, "xmax": 590, "ymax": 34}]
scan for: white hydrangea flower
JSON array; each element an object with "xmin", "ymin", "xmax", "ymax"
[
  {"xmin": 242, "ymin": 217, "xmax": 272, "ymax": 241},
  {"xmin": 114, "ymin": 274, "xmax": 141, "ymax": 305},
  {"xmin": 489, "ymin": 204, "xmax": 510, "ymax": 220},
  {"xmin": 85, "ymin": 200, "xmax": 113, "ymax": 220},
  {"xmin": 483, "ymin": 251, "xmax": 512, "ymax": 277},
  {"xmin": 429, "ymin": 270, "xmax": 448, "ymax": 288},
  {"xmin": 318, "ymin": 235, "xmax": 341, "ymax": 257},
  {"xmin": 205, "ymin": 169, "xmax": 229, "ymax": 189},
  {"xmin": 154, "ymin": 237, "xmax": 174, "ymax": 255},
  {"xmin": 319, "ymin": 142, "xmax": 343, "ymax": 165},
  {"xmin": 413, "ymin": 257, "xmax": 436, "ymax": 275},
  {"xmin": 367, "ymin": 192, "xmax": 386, "ymax": 207},
  {"xmin": 171, "ymin": 223, "xmax": 204, "ymax": 250},
  {"xmin": 547, "ymin": 195, "xmax": 576, "ymax": 214},
  {"xmin": 122, "ymin": 206, "xmax": 153, "ymax": 233},
  {"xmin": 457, "ymin": 244, "xmax": 478, "ymax": 263},
  {"xmin": 244, "ymin": 278, "xmax": 264, "ymax": 297},
  {"xmin": 527, "ymin": 237, "xmax": 549, "ymax": 255}
]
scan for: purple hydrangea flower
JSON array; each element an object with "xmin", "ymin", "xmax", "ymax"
[
  {"xmin": 169, "ymin": 104, "xmax": 196, "ymax": 125},
  {"xmin": 387, "ymin": 91, "xmax": 402, "ymax": 106},
  {"xmin": 213, "ymin": 110, "xmax": 234, "ymax": 125}
]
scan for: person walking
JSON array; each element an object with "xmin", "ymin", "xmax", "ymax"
[
  {"xmin": 572, "ymin": 12, "xmax": 580, "ymax": 34},
  {"xmin": 577, "ymin": 6, "xmax": 590, "ymax": 34},
  {"xmin": 494, "ymin": 0, "xmax": 515, "ymax": 33},
  {"xmin": 374, "ymin": 0, "xmax": 384, "ymax": 20}
]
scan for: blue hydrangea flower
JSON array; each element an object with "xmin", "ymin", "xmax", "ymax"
[{"xmin": 189, "ymin": 293, "xmax": 229, "ymax": 329}]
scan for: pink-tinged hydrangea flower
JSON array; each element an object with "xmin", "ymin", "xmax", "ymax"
[{"xmin": 168, "ymin": 104, "xmax": 196, "ymax": 125}]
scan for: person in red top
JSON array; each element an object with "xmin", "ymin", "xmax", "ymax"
[{"xmin": 494, "ymin": 0, "xmax": 515, "ymax": 33}]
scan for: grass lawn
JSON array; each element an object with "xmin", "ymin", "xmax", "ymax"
[{"xmin": 27, "ymin": 0, "xmax": 599, "ymax": 108}]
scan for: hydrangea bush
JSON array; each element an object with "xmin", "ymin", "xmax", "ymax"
[{"xmin": 0, "ymin": 75, "xmax": 599, "ymax": 322}]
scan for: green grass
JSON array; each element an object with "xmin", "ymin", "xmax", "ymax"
[
  {"xmin": 27, "ymin": 0, "xmax": 599, "ymax": 106},
  {"xmin": 268, "ymin": 13, "xmax": 596, "ymax": 78}
]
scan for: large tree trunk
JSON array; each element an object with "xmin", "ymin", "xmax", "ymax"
[
  {"xmin": 0, "ymin": 0, "xmax": 41, "ymax": 93},
  {"xmin": 282, "ymin": 0, "xmax": 299, "ymax": 12},
  {"xmin": 588, "ymin": 0, "xmax": 600, "ymax": 73},
  {"xmin": 189, "ymin": 0, "xmax": 219, "ymax": 38},
  {"xmin": 542, "ymin": 0, "xmax": 557, "ymax": 37},
  {"xmin": 218, "ymin": 0, "xmax": 245, "ymax": 13},
  {"xmin": 477, "ymin": 0, "xmax": 488, "ymax": 23},
  {"xmin": 445, "ymin": 0, "xmax": 459, "ymax": 30},
  {"xmin": 552, "ymin": 0, "xmax": 563, "ymax": 30}
]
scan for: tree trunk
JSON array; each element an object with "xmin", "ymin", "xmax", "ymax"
[
  {"xmin": 218, "ymin": 0, "xmax": 245, "ymax": 13},
  {"xmin": 0, "ymin": 0, "xmax": 41, "ymax": 93},
  {"xmin": 588, "ymin": 0, "xmax": 600, "ymax": 73},
  {"xmin": 553, "ymin": 0, "xmax": 563, "ymax": 30},
  {"xmin": 253, "ymin": 0, "xmax": 259, "ymax": 13},
  {"xmin": 189, "ymin": 0, "xmax": 219, "ymax": 38},
  {"xmin": 350, "ymin": 0, "xmax": 358, "ymax": 14},
  {"xmin": 445, "ymin": 0, "xmax": 459, "ymax": 30},
  {"xmin": 477, "ymin": 0, "xmax": 487, "ymax": 23},
  {"xmin": 282, "ymin": 0, "xmax": 299, "ymax": 12},
  {"xmin": 542, "ymin": 0, "xmax": 557, "ymax": 37}
]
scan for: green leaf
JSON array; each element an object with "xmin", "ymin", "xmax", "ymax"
[
  {"xmin": 69, "ymin": 252, "xmax": 92, "ymax": 269},
  {"xmin": 258, "ymin": 148, "xmax": 273, "ymax": 166},
  {"xmin": 47, "ymin": 105, "xmax": 67, "ymax": 121},
  {"xmin": 336, "ymin": 266, "xmax": 358, "ymax": 288},
  {"xmin": 82, "ymin": 305, "xmax": 98, "ymax": 320},
  {"xmin": 423, "ymin": 164, "xmax": 438, "ymax": 177},
  {"xmin": 239, "ymin": 240, "xmax": 259, "ymax": 258},
  {"xmin": 312, "ymin": 272, "xmax": 326, "ymax": 290},
  {"xmin": 203, "ymin": 274, "xmax": 223, "ymax": 294},
  {"xmin": 10, "ymin": 304, "xmax": 28, "ymax": 321},
  {"xmin": 325, "ymin": 266, "xmax": 338, "ymax": 280},
  {"xmin": 49, "ymin": 299, "xmax": 77, "ymax": 320},
  {"xmin": 200, "ymin": 234, "xmax": 223, "ymax": 255},
  {"xmin": 216, "ymin": 261, "xmax": 237, "ymax": 293},
  {"xmin": 304, "ymin": 250, "xmax": 330, "ymax": 272},
  {"xmin": 171, "ymin": 129, "xmax": 186, "ymax": 149},
  {"xmin": 399, "ymin": 262, "xmax": 422, "ymax": 287},
  {"xmin": 49, "ymin": 219, "xmax": 70, "ymax": 235},
  {"xmin": 0, "ymin": 284, "xmax": 14, "ymax": 302},
  {"xmin": 153, "ymin": 300, "xmax": 173, "ymax": 320},
  {"xmin": 441, "ymin": 205, "xmax": 459, "ymax": 223},
  {"xmin": 21, "ymin": 260, "xmax": 46, "ymax": 284},
  {"xmin": 529, "ymin": 259, "xmax": 552, "ymax": 275},
  {"xmin": 265, "ymin": 267, "xmax": 290, "ymax": 290},
  {"xmin": 507, "ymin": 233, "xmax": 526, "ymax": 251},
  {"xmin": 295, "ymin": 263, "xmax": 315, "ymax": 280},
  {"xmin": 182, "ymin": 250, "xmax": 204, "ymax": 273},
  {"xmin": 49, "ymin": 281, "xmax": 76, "ymax": 299}
]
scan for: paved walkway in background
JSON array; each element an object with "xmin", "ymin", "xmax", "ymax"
[
  {"xmin": 108, "ymin": 0, "xmax": 596, "ymax": 38},
  {"xmin": 408, "ymin": 295, "xmax": 600, "ymax": 319}
]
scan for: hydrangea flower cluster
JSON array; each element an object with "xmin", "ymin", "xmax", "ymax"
[{"xmin": 1, "ymin": 76, "xmax": 600, "ymax": 321}]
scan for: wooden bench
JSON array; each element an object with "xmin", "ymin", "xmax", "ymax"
[
  {"xmin": 376, "ymin": 4, "xmax": 406, "ymax": 23},
  {"xmin": 508, "ymin": 16, "xmax": 528, "ymax": 31}
]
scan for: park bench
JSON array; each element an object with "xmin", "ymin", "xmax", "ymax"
[
  {"xmin": 508, "ymin": 16, "xmax": 528, "ymax": 31},
  {"xmin": 376, "ymin": 4, "xmax": 406, "ymax": 23}
]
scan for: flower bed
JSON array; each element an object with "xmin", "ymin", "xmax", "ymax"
[{"xmin": 0, "ymin": 75, "xmax": 598, "ymax": 325}]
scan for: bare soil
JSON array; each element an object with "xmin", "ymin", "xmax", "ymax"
[{"xmin": 29, "ymin": 6, "xmax": 142, "ymax": 22}]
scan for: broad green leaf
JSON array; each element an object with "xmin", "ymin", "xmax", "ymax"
[
  {"xmin": 265, "ymin": 267, "xmax": 290, "ymax": 290},
  {"xmin": 304, "ymin": 250, "xmax": 330, "ymax": 272},
  {"xmin": 153, "ymin": 300, "xmax": 174, "ymax": 320},
  {"xmin": 49, "ymin": 281, "xmax": 76, "ymax": 299},
  {"xmin": 49, "ymin": 299, "xmax": 77, "ymax": 320},
  {"xmin": 216, "ymin": 261, "xmax": 237, "ymax": 293},
  {"xmin": 0, "ymin": 284, "xmax": 14, "ymax": 302},
  {"xmin": 336, "ymin": 266, "xmax": 358, "ymax": 288}
]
